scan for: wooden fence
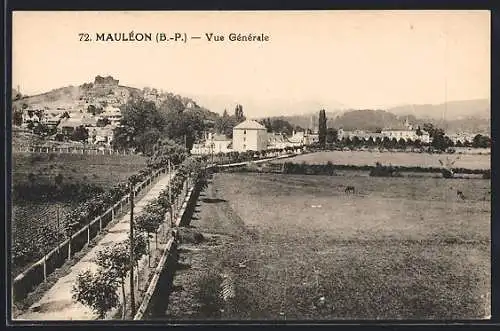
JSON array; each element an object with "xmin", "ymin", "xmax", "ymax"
[
  {"xmin": 13, "ymin": 145, "xmax": 134, "ymax": 155},
  {"xmin": 12, "ymin": 167, "xmax": 168, "ymax": 302}
]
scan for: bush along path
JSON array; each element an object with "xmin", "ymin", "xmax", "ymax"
[{"xmin": 16, "ymin": 157, "xmax": 207, "ymax": 321}]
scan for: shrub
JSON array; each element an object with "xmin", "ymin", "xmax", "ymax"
[{"xmin": 369, "ymin": 162, "xmax": 402, "ymax": 177}]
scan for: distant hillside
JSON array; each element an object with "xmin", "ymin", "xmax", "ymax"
[
  {"xmin": 387, "ymin": 99, "xmax": 490, "ymax": 121},
  {"xmin": 11, "ymin": 76, "xmax": 217, "ymax": 122},
  {"xmin": 270, "ymin": 99, "xmax": 490, "ymax": 134}
]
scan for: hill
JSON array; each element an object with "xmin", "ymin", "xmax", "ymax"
[
  {"xmin": 268, "ymin": 99, "xmax": 490, "ymax": 133},
  {"xmin": 12, "ymin": 76, "xmax": 218, "ymax": 123},
  {"xmin": 387, "ymin": 99, "xmax": 490, "ymax": 121}
]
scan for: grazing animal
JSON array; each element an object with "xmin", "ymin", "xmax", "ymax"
[
  {"xmin": 456, "ymin": 190, "xmax": 466, "ymax": 200},
  {"xmin": 345, "ymin": 186, "xmax": 355, "ymax": 194}
]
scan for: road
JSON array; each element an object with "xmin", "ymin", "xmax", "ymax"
[{"xmin": 16, "ymin": 171, "xmax": 175, "ymax": 321}]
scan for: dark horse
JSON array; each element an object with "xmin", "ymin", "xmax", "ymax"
[{"xmin": 345, "ymin": 186, "xmax": 355, "ymax": 194}]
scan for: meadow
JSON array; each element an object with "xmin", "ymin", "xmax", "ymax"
[
  {"xmin": 273, "ymin": 150, "xmax": 490, "ymax": 170},
  {"xmin": 163, "ymin": 172, "xmax": 490, "ymax": 320},
  {"xmin": 12, "ymin": 152, "xmax": 146, "ymax": 189}
]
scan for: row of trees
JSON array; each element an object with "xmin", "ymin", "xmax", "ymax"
[
  {"xmin": 72, "ymin": 157, "xmax": 208, "ymax": 319},
  {"xmin": 317, "ymin": 110, "xmax": 490, "ymax": 151},
  {"xmin": 259, "ymin": 118, "xmax": 304, "ymax": 136}
]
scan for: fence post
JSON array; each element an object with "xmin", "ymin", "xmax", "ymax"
[
  {"xmin": 68, "ymin": 236, "xmax": 72, "ymax": 260},
  {"xmin": 43, "ymin": 256, "xmax": 47, "ymax": 281},
  {"xmin": 99, "ymin": 216, "xmax": 102, "ymax": 231},
  {"xmin": 87, "ymin": 226, "xmax": 90, "ymax": 244},
  {"xmin": 111, "ymin": 208, "xmax": 115, "ymax": 220}
]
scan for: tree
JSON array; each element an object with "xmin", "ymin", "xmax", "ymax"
[
  {"xmin": 318, "ymin": 109, "xmax": 327, "ymax": 148},
  {"xmin": 72, "ymin": 269, "xmax": 120, "ymax": 319},
  {"xmin": 268, "ymin": 119, "xmax": 294, "ymax": 135},
  {"xmin": 366, "ymin": 137, "xmax": 375, "ymax": 147},
  {"xmin": 95, "ymin": 242, "xmax": 131, "ymax": 319},
  {"xmin": 96, "ymin": 117, "xmax": 111, "ymax": 127},
  {"xmin": 431, "ymin": 132, "xmax": 449, "ymax": 152},
  {"xmin": 161, "ymin": 95, "xmax": 186, "ymax": 113},
  {"xmin": 147, "ymin": 138, "xmax": 187, "ymax": 169},
  {"xmin": 71, "ymin": 125, "xmax": 89, "ymax": 142},
  {"xmin": 113, "ymin": 98, "xmax": 164, "ymax": 153},
  {"xmin": 382, "ymin": 137, "xmax": 391, "ymax": 149},
  {"xmin": 161, "ymin": 110, "xmax": 205, "ymax": 150},
  {"xmin": 215, "ymin": 110, "xmax": 237, "ymax": 137},
  {"xmin": 397, "ymin": 138, "xmax": 407, "ymax": 150},
  {"xmin": 423, "ymin": 123, "xmax": 445, "ymax": 140},
  {"xmin": 416, "ymin": 126, "xmax": 423, "ymax": 137},
  {"xmin": 13, "ymin": 109, "xmax": 23, "ymax": 126},
  {"xmin": 134, "ymin": 212, "xmax": 163, "ymax": 265},
  {"xmin": 326, "ymin": 128, "xmax": 338, "ymax": 144},
  {"xmin": 352, "ymin": 136, "xmax": 362, "ymax": 148},
  {"xmin": 472, "ymin": 134, "xmax": 490, "ymax": 148},
  {"xmin": 234, "ymin": 104, "xmax": 245, "ymax": 123}
]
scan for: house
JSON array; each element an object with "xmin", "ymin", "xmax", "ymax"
[
  {"xmin": 22, "ymin": 112, "xmax": 40, "ymax": 125},
  {"xmin": 268, "ymin": 132, "xmax": 288, "ymax": 149},
  {"xmin": 447, "ymin": 132, "xmax": 476, "ymax": 145},
  {"xmin": 205, "ymin": 133, "xmax": 232, "ymax": 153},
  {"xmin": 90, "ymin": 127, "xmax": 114, "ymax": 145},
  {"xmin": 232, "ymin": 120, "xmax": 268, "ymax": 152},
  {"xmin": 102, "ymin": 106, "xmax": 122, "ymax": 125}
]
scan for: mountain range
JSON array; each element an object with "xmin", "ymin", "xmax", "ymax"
[{"xmin": 263, "ymin": 99, "xmax": 490, "ymax": 134}]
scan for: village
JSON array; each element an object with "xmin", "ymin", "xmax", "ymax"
[{"xmin": 15, "ymin": 75, "xmax": 486, "ymax": 155}]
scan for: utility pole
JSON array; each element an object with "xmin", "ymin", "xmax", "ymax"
[
  {"xmin": 129, "ymin": 181, "xmax": 136, "ymax": 318},
  {"xmin": 168, "ymin": 159, "xmax": 174, "ymax": 228}
]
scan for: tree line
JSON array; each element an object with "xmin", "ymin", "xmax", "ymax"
[{"xmin": 317, "ymin": 109, "xmax": 490, "ymax": 151}]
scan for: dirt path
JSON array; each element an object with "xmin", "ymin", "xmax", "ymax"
[{"xmin": 16, "ymin": 171, "xmax": 176, "ymax": 321}]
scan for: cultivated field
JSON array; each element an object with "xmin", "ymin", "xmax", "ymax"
[
  {"xmin": 163, "ymin": 172, "xmax": 490, "ymax": 320},
  {"xmin": 12, "ymin": 152, "xmax": 146, "ymax": 188},
  {"xmin": 273, "ymin": 151, "xmax": 490, "ymax": 170}
]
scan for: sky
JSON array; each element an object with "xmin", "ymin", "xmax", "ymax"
[{"xmin": 12, "ymin": 11, "xmax": 490, "ymax": 117}]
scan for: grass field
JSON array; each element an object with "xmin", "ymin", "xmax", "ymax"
[
  {"xmin": 162, "ymin": 172, "xmax": 490, "ymax": 320},
  {"xmin": 12, "ymin": 152, "xmax": 146, "ymax": 188},
  {"xmin": 11, "ymin": 152, "xmax": 147, "ymax": 273},
  {"xmin": 272, "ymin": 151, "xmax": 490, "ymax": 170}
]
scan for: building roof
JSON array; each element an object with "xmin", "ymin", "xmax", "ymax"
[
  {"xmin": 213, "ymin": 134, "xmax": 231, "ymax": 141},
  {"xmin": 233, "ymin": 120, "xmax": 266, "ymax": 130}
]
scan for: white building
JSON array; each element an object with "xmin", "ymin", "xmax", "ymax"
[
  {"xmin": 232, "ymin": 120, "xmax": 268, "ymax": 152},
  {"xmin": 447, "ymin": 132, "xmax": 476, "ymax": 144},
  {"xmin": 90, "ymin": 127, "xmax": 114, "ymax": 145},
  {"xmin": 206, "ymin": 133, "xmax": 232, "ymax": 153},
  {"xmin": 101, "ymin": 106, "xmax": 122, "ymax": 126}
]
